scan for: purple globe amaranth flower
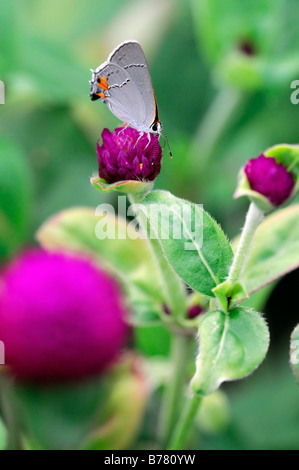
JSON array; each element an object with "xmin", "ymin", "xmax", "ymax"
[
  {"xmin": 244, "ymin": 154, "xmax": 295, "ymax": 206},
  {"xmin": 0, "ymin": 249, "xmax": 128, "ymax": 382},
  {"xmin": 97, "ymin": 127, "xmax": 162, "ymax": 184}
]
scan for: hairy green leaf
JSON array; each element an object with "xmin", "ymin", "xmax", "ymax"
[
  {"xmin": 240, "ymin": 204, "xmax": 299, "ymax": 295},
  {"xmin": 191, "ymin": 307, "xmax": 269, "ymax": 395},
  {"xmin": 137, "ymin": 191, "xmax": 233, "ymax": 297}
]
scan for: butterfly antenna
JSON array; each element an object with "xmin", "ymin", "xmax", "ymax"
[{"xmin": 160, "ymin": 126, "xmax": 172, "ymax": 158}]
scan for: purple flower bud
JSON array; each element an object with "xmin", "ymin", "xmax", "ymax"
[
  {"xmin": 97, "ymin": 127, "xmax": 162, "ymax": 184},
  {"xmin": 0, "ymin": 249, "xmax": 129, "ymax": 382},
  {"xmin": 244, "ymin": 154, "xmax": 295, "ymax": 206},
  {"xmin": 162, "ymin": 304, "xmax": 171, "ymax": 316},
  {"xmin": 187, "ymin": 305, "xmax": 203, "ymax": 319}
]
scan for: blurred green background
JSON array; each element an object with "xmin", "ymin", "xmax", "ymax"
[{"xmin": 0, "ymin": 0, "xmax": 298, "ymax": 450}]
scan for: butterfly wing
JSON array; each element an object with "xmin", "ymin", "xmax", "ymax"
[
  {"xmin": 108, "ymin": 40, "xmax": 157, "ymax": 131},
  {"xmin": 93, "ymin": 62, "xmax": 147, "ymax": 127}
]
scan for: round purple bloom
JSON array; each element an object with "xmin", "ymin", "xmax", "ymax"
[
  {"xmin": 244, "ymin": 154, "xmax": 295, "ymax": 206},
  {"xmin": 0, "ymin": 249, "xmax": 128, "ymax": 382},
  {"xmin": 97, "ymin": 127, "xmax": 162, "ymax": 184}
]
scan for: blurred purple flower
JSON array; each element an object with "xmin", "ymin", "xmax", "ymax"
[
  {"xmin": 0, "ymin": 249, "xmax": 128, "ymax": 382},
  {"xmin": 187, "ymin": 305, "xmax": 203, "ymax": 319},
  {"xmin": 97, "ymin": 127, "xmax": 162, "ymax": 183},
  {"xmin": 244, "ymin": 154, "xmax": 295, "ymax": 206}
]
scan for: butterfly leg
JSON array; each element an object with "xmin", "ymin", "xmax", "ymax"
[
  {"xmin": 144, "ymin": 132, "xmax": 153, "ymax": 151},
  {"xmin": 133, "ymin": 131, "xmax": 145, "ymax": 149},
  {"xmin": 117, "ymin": 124, "xmax": 130, "ymax": 135}
]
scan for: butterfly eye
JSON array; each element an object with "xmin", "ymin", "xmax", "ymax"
[{"xmin": 151, "ymin": 121, "xmax": 162, "ymax": 133}]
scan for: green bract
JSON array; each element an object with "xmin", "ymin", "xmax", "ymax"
[
  {"xmin": 191, "ymin": 307, "xmax": 269, "ymax": 396},
  {"xmin": 212, "ymin": 280, "xmax": 248, "ymax": 312},
  {"xmin": 91, "ymin": 176, "xmax": 153, "ymax": 200},
  {"xmin": 264, "ymin": 144, "xmax": 299, "ymax": 193},
  {"xmin": 234, "ymin": 169, "xmax": 273, "ymax": 212}
]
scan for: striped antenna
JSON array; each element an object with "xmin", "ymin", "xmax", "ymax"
[{"xmin": 160, "ymin": 126, "xmax": 172, "ymax": 158}]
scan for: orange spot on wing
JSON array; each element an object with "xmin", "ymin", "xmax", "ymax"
[{"xmin": 97, "ymin": 76, "xmax": 108, "ymax": 91}]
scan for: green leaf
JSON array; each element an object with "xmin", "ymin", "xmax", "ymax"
[
  {"xmin": 290, "ymin": 324, "xmax": 299, "ymax": 386},
  {"xmin": 0, "ymin": 138, "xmax": 32, "ymax": 259},
  {"xmin": 0, "ymin": 417, "xmax": 7, "ymax": 450},
  {"xmin": 239, "ymin": 204, "xmax": 299, "ymax": 296},
  {"xmin": 137, "ymin": 190, "xmax": 233, "ymax": 297},
  {"xmin": 16, "ymin": 377, "xmax": 109, "ymax": 450},
  {"xmin": 91, "ymin": 176, "xmax": 153, "ymax": 199},
  {"xmin": 191, "ymin": 307, "xmax": 269, "ymax": 396},
  {"xmin": 36, "ymin": 207, "xmax": 168, "ymax": 325}
]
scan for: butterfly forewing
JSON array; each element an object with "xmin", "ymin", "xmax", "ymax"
[
  {"xmin": 97, "ymin": 63, "xmax": 147, "ymax": 127},
  {"xmin": 108, "ymin": 41, "xmax": 157, "ymax": 130}
]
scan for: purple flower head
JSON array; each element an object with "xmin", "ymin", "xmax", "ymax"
[
  {"xmin": 97, "ymin": 127, "xmax": 162, "ymax": 184},
  {"xmin": 244, "ymin": 154, "xmax": 295, "ymax": 206},
  {"xmin": 0, "ymin": 249, "xmax": 129, "ymax": 382}
]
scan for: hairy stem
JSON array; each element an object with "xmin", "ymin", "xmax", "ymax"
[
  {"xmin": 228, "ymin": 202, "xmax": 264, "ymax": 285},
  {"xmin": 167, "ymin": 393, "xmax": 202, "ymax": 450},
  {"xmin": 159, "ymin": 333, "xmax": 192, "ymax": 447}
]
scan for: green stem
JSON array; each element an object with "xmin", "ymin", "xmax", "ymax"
[
  {"xmin": 167, "ymin": 393, "xmax": 202, "ymax": 450},
  {"xmin": 0, "ymin": 375, "xmax": 22, "ymax": 450},
  {"xmin": 159, "ymin": 334, "xmax": 192, "ymax": 447},
  {"xmin": 228, "ymin": 202, "xmax": 264, "ymax": 285}
]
